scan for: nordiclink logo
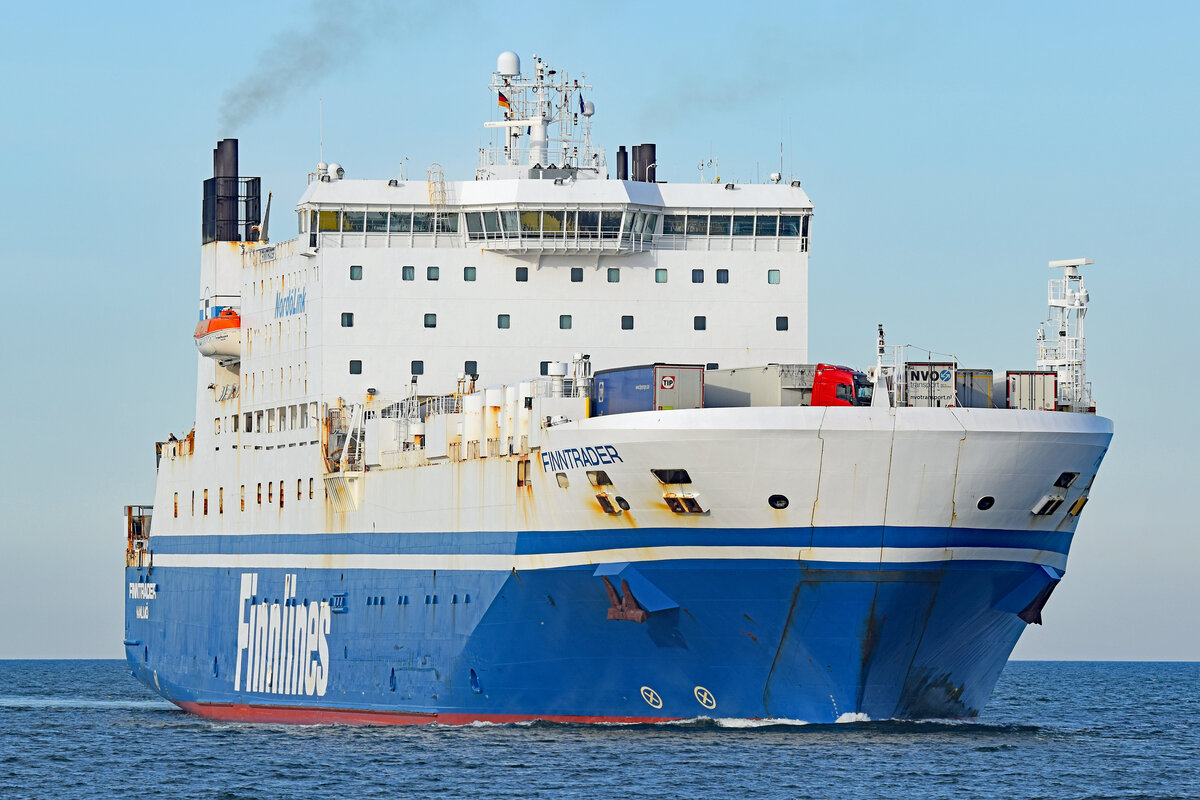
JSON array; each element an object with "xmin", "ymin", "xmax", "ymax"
[{"xmin": 274, "ymin": 288, "xmax": 306, "ymax": 318}]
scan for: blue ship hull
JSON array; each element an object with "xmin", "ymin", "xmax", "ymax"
[{"xmin": 124, "ymin": 525, "xmax": 1064, "ymax": 724}]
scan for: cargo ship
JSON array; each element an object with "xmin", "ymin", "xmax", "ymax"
[{"xmin": 123, "ymin": 51, "xmax": 1112, "ymax": 724}]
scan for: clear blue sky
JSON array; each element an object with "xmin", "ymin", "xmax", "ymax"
[{"xmin": 1, "ymin": 0, "xmax": 1196, "ymax": 659}]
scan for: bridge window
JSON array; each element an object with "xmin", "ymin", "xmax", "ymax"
[
  {"xmin": 317, "ymin": 210, "xmax": 341, "ymax": 231},
  {"xmin": 465, "ymin": 212, "xmax": 484, "ymax": 240},
  {"xmin": 779, "ymin": 215, "xmax": 801, "ymax": 236},
  {"xmin": 755, "ymin": 215, "xmax": 778, "ymax": 236},
  {"xmin": 708, "ymin": 215, "xmax": 731, "ymax": 235},
  {"xmin": 411, "ymin": 212, "xmax": 434, "ymax": 233},
  {"xmin": 662, "ymin": 214, "xmax": 684, "ymax": 234},
  {"xmin": 732, "ymin": 215, "xmax": 755, "ymax": 236},
  {"xmin": 389, "ymin": 211, "xmax": 411, "ymax": 232},
  {"xmin": 365, "ymin": 211, "xmax": 388, "ymax": 232},
  {"xmin": 577, "ymin": 210, "xmax": 599, "ymax": 238},
  {"xmin": 600, "ymin": 211, "xmax": 622, "ymax": 238},
  {"xmin": 342, "ymin": 211, "xmax": 365, "ymax": 232},
  {"xmin": 686, "ymin": 215, "xmax": 708, "ymax": 235}
]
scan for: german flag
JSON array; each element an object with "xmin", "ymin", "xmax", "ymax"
[{"xmin": 497, "ymin": 92, "xmax": 511, "ymax": 111}]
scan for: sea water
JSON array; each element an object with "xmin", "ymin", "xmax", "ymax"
[{"xmin": 1, "ymin": 661, "xmax": 1196, "ymax": 799}]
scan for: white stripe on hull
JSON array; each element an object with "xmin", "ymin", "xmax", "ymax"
[{"xmin": 152, "ymin": 545, "xmax": 1068, "ymax": 572}]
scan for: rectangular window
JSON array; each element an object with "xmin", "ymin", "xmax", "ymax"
[
  {"xmin": 402, "ymin": 265, "xmax": 415, "ymax": 281},
  {"xmin": 560, "ymin": 315, "xmax": 572, "ymax": 330},
  {"xmin": 317, "ymin": 210, "xmax": 341, "ymax": 231},
  {"xmin": 577, "ymin": 210, "xmax": 599, "ymax": 238},
  {"xmin": 543, "ymin": 210, "xmax": 564, "ymax": 238},
  {"xmin": 755, "ymin": 215, "xmax": 778, "ymax": 236},
  {"xmin": 465, "ymin": 212, "xmax": 484, "ymax": 239},
  {"xmin": 516, "ymin": 267, "xmax": 528, "ymax": 282},
  {"xmin": 427, "ymin": 266, "xmax": 439, "ymax": 280},
  {"xmin": 309, "ymin": 478, "xmax": 314, "ymax": 499},
  {"xmin": 497, "ymin": 314, "xmax": 510, "ymax": 329},
  {"xmin": 214, "ymin": 417, "xmax": 221, "ymax": 435},
  {"xmin": 686, "ymin": 215, "xmax": 708, "ymax": 235},
  {"xmin": 655, "ymin": 268, "xmax": 668, "ymax": 284},
  {"xmin": 341, "ymin": 312, "xmax": 354, "ymax": 327},
  {"xmin": 520, "ymin": 210, "xmax": 541, "ymax": 234},
  {"xmin": 621, "ymin": 315, "xmax": 634, "ymax": 330},
  {"xmin": 350, "ymin": 265, "xmax": 363, "ymax": 280},
  {"xmin": 464, "ymin": 360, "xmax": 478, "ymax": 375},
  {"xmin": 435, "ymin": 213, "xmax": 459, "ymax": 233},
  {"xmin": 240, "ymin": 485, "xmax": 245, "ymax": 511},
  {"xmin": 768, "ymin": 269, "xmax": 781, "ymax": 284},
  {"xmin": 365, "ymin": 211, "xmax": 388, "ymax": 232},
  {"xmin": 244, "ymin": 412, "xmax": 252, "ymax": 432},
  {"xmin": 708, "ymin": 215, "xmax": 732, "ymax": 235},
  {"xmin": 389, "ymin": 211, "xmax": 412, "ymax": 232},
  {"xmin": 257, "ymin": 483, "xmax": 262, "ymax": 505},
  {"xmin": 411, "ymin": 360, "xmax": 424, "ymax": 374},
  {"xmin": 268, "ymin": 482, "xmax": 273, "ymax": 503},
  {"xmin": 342, "ymin": 211, "xmax": 365, "ymax": 232},
  {"xmin": 203, "ymin": 489, "xmax": 208, "ymax": 516},
  {"xmin": 694, "ymin": 316, "xmax": 707, "ymax": 331},
  {"xmin": 463, "ymin": 266, "xmax": 476, "ymax": 281},
  {"xmin": 411, "ymin": 212, "xmax": 434, "ymax": 232},
  {"xmin": 219, "ymin": 487, "xmax": 224, "ymax": 514},
  {"xmin": 570, "ymin": 267, "xmax": 583, "ymax": 282},
  {"xmin": 349, "ymin": 360, "xmax": 363, "ymax": 374},
  {"xmin": 716, "ymin": 269, "xmax": 729, "ymax": 284},
  {"xmin": 424, "ymin": 313, "xmax": 437, "ymax": 328},
  {"xmin": 779, "ymin": 215, "xmax": 801, "ymax": 236},
  {"xmin": 498, "ymin": 210, "xmax": 516, "ymax": 235},
  {"xmin": 173, "ymin": 492, "xmax": 178, "ymax": 518},
  {"xmin": 662, "ymin": 214, "xmax": 685, "ymax": 234},
  {"xmin": 297, "ymin": 479, "xmax": 302, "ymax": 500},
  {"xmin": 540, "ymin": 361, "xmax": 550, "ymax": 375},
  {"xmin": 300, "ymin": 404, "xmax": 308, "ymax": 429},
  {"xmin": 607, "ymin": 268, "xmax": 620, "ymax": 283},
  {"xmin": 267, "ymin": 408, "xmax": 276, "ymax": 432},
  {"xmin": 776, "ymin": 316, "xmax": 789, "ymax": 331},
  {"xmin": 255, "ymin": 411, "xmax": 263, "ymax": 432},
  {"xmin": 732, "ymin": 215, "xmax": 755, "ymax": 236},
  {"xmin": 692, "ymin": 269, "xmax": 704, "ymax": 284},
  {"xmin": 600, "ymin": 211, "xmax": 622, "ymax": 238},
  {"xmin": 802, "ymin": 216, "xmax": 810, "ymax": 237},
  {"xmin": 232, "ymin": 414, "xmax": 239, "ymax": 432}
]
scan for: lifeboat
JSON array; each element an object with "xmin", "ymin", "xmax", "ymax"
[{"xmin": 194, "ymin": 308, "xmax": 241, "ymax": 363}]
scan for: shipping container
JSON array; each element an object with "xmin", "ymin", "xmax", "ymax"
[
  {"xmin": 955, "ymin": 369, "xmax": 997, "ymax": 408},
  {"xmin": 591, "ymin": 364, "xmax": 705, "ymax": 416},
  {"xmin": 1006, "ymin": 370, "xmax": 1058, "ymax": 411}
]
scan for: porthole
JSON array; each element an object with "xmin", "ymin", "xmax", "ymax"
[
  {"xmin": 977, "ymin": 496, "xmax": 995, "ymax": 510},
  {"xmin": 768, "ymin": 494, "xmax": 789, "ymax": 509},
  {"xmin": 616, "ymin": 496, "xmax": 630, "ymax": 511}
]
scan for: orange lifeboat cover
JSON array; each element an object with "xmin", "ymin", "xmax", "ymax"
[{"xmin": 194, "ymin": 308, "xmax": 241, "ymax": 339}]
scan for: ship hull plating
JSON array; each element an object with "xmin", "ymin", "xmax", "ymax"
[{"xmin": 125, "ymin": 526, "xmax": 1061, "ymax": 724}]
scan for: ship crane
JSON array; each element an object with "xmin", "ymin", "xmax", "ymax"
[{"xmin": 1037, "ymin": 258, "xmax": 1095, "ymax": 412}]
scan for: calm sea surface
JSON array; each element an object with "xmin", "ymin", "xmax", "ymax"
[{"xmin": 0, "ymin": 660, "xmax": 1195, "ymax": 799}]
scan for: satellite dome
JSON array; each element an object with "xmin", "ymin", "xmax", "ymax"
[
  {"xmin": 497, "ymin": 51, "xmax": 520, "ymax": 77},
  {"xmin": 582, "ymin": 100, "xmax": 595, "ymax": 117}
]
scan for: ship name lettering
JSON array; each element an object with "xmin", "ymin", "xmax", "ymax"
[
  {"xmin": 540, "ymin": 445, "xmax": 622, "ymax": 472},
  {"xmin": 129, "ymin": 582, "xmax": 157, "ymax": 600},
  {"xmin": 234, "ymin": 573, "xmax": 331, "ymax": 697}
]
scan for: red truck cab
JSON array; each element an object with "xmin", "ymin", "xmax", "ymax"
[{"xmin": 812, "ymin": 363, "xmax": 873, "ymax": 407}]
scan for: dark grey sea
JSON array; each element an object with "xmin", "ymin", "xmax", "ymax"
[{"xmin": 0, "ymin": 661, "xmax": 1195, "ymax": 799}]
